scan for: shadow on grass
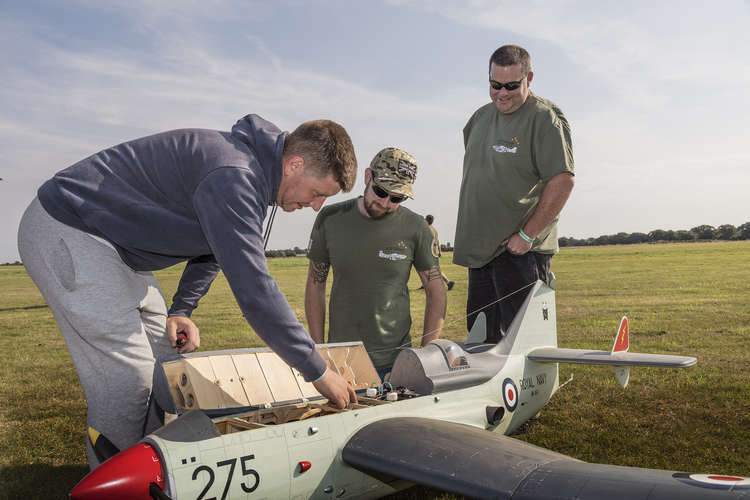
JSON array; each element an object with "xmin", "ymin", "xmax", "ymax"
[
  {"xmin": 383, "ymin": 485, "xmax": 468, "ymax": 499},
  {"xmin": 1, "ymin": 464, "xmax": 88, "ymax": 499},
  {"xmin": 0, "ymin": 304, "xmax": 49, "ymax": 312},
  {"xmin": 0, "ymin": 464, "xmax": 463, "ymax": 500}
]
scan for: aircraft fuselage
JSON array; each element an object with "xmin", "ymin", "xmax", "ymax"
[{"xmin": 149, "ymin": 358, "xmax": 559, "ymax": 500}]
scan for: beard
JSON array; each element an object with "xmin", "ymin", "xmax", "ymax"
[{"xmin": 363, "ymin": 197, "xmax": 391, "ymax": 219}]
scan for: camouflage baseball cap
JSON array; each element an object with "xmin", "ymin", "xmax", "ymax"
[{"xmin": 369, "ymin": 147, "xmax": 418, "ymax": 199}]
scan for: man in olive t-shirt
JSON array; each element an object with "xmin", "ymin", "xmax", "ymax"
[
  {"xmin": 306, "ymin": 148, "xmax": 447, "ymax": 375},
  {"xmin": 453, "ymin": 44, "xmax": 575, "ymax": 342}
]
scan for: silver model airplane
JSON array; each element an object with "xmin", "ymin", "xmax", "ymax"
[{"xmin": 71, "ymin": 280, "xmax": 750, "ymax": 499}]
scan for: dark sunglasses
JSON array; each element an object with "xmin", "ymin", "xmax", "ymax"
[
  {"xmin": 372, "ymin": 182, "xmax": 407, "ymax": 203},
  {"xmin": 489, "ymin": 77, "xmax": 525, "ymax": 91}
]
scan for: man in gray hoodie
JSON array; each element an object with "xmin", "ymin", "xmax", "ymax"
[{"xmin": 17, "ymin": 114, "xmax": 358, "ymax": 468}]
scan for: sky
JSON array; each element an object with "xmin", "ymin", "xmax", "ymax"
[{"xmin": 1, "ymin": 0, "xmax": 749, "ymax": 263}]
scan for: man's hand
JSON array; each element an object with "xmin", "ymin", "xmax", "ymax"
[
  {"xmin": 504, "ymin": 233, "xmax": 534, "ymax": 255},
  {"xmin": 506, "ymin": 173, "xmax": 574, "ymax": 256},
  {"xmin": 167, "ymin": 315, "xmax": 200, "ymax": 354},
  {"xmin": 312, "ymin": 369, "xmax": 357, "ymax": 409}
]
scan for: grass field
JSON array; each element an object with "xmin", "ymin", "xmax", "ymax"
[{"xmin": 1, "ymin": 241, "xmax": 749, "ymax": 499}]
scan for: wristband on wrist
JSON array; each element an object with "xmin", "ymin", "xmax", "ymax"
[
  {"xmin": 518, "ymin": 229, "xmax": 534, "ymax": 244},
  {"xmin": 311, "ymin": 367, "xmax": 327, "ymax": 383}
]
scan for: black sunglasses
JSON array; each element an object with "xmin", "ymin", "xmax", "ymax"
[
  {"xmin": 371, "ymin": 182, "xmax": 407, "ymax": 203},
  {"xmin": 489, "ymin": 77, "xmax": 525, "ymax": 91}
]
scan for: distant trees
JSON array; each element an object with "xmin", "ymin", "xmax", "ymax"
[
  {"xmin": 649, "ymin": 229, "xmax": 673, "ymax": 241},
  {"xmin": 716, "ymin": 224, "xmax": 738, "ymax": 240},
  {"xmin": 263, "ymin": 242, "xmax": 456, "ymax": 258},
  {"xmin": 690, "ymin": 225, "xmax": 716, "ymax": 240},
  {"xmin": 626, "ymin": 232, "xmax": 650, "ymax": 244},
  {"xmin": 674, "ymin": 230, "xmax": 694, "ymax": 241},
  {"xmin": 257, "ymin": 222, "xmax": 750, "ymax": 256},
  {"xmin": 264, "ymin": 248, "xmax": 303, "ymax": 258},
  {"xmin": 559, "ymin": 222, "xmax": 750, "ymax": 248},
  {"xmin": 739, "ymin": 223, "xmax": 750, "ymax": 240}
]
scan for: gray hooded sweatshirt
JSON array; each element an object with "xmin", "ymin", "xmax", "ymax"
[{"xmin": 37, "ymin": 114, "xmax": 327, "ymax": 381}]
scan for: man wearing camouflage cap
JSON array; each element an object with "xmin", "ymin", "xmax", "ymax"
[{"xmin": 305, "ymin": 147, "xmax": 447, "ymax": 377}]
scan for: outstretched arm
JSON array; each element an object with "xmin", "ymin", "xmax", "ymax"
[
  {"xmin": 168, "ymin": 255, "xmax": 221, "ymax": 317},
  {"xmin": 167, "ymin": 255, "xmax": 221, "ymax": 354},
  {"xmin": 506, "ymin": 172, "xmax": 574, "ymax": 255},
  {"xmin": 418, "ymin": 263, "xmax": 447, "ymax": 346},
  {"xmin": 305, "ymin": 260, "xmax": 330, "ymax": 344}
]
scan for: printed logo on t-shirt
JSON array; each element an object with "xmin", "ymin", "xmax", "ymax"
[
  {"xmin": 492, "ymin": 144, "xmax": 517, "ymax": 154},
  {"xmin": 378, "ymin": 250, "xmax": 407, "ymax": 261},
  {"xmin": 492, "ymin": 137, "xmax": 520, "ymax": 154}
]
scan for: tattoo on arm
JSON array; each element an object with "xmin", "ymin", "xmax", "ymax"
[{"xmin": 310, "ymin": 261, "xmax": 330, "ymax": 284}]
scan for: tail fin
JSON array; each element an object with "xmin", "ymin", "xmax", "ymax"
[
  {"xmin": 611, "ymin": 316, "xmax": 629, "ymax": 353},
  {"xmin": 612, "ymin": 316, "xmax": 630, "ymax": 387},
  {"xmin": 466, "ymin": 312, "xmax": 487, "ymax": 344}
]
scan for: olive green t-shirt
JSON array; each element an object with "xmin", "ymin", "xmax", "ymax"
[
  {"xmin": 307, "ymin": 198, "xmax": 436, "ymax": 369},
  {"xmin": 453, "ymin": 93, "xmax": 574, "ymax": 268}
]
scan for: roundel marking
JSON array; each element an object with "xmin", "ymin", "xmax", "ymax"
[
  {"xmin": 502, "ymin": 378, "xmax": 518, "ymax": 411},
  {"xmin": 673, "ymin": 472, "xmax": 750, "ymax": 490}
]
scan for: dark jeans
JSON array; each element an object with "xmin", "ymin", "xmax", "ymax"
[{"xmin": 467, "ymin": 251, "xmax": 551, "ymax": 343}]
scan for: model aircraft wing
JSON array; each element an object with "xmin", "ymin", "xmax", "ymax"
[
  {"xmin": 528, "ymin": 316, "xmax": 695, "ymax": 388},
  {"xmin": 342, "ymin": 417, "xmax": 748, "ymax": 499},
  {"xmin": 526, "ymin": 348, "xmax": 696, "ymax": 367},
  {"xmin": 528, "ymin": 316, "xmax": 695, "ymax": 367}
]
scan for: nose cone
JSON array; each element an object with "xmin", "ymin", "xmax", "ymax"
[{"xmin": 71, "ymin": 442, "xmax": 165, "ymax": 500}]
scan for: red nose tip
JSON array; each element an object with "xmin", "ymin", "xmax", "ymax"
[{"xmin": 71, "ymin": 442, "xmax": 165, "ymax": 500}]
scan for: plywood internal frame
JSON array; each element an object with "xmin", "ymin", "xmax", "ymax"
[{"xmin": 161, "ymin": 343, "xmax": 380, "ymax": 412}]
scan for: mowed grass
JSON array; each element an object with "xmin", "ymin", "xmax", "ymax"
[{"xmin": 0, "ymin": 241, "xmax": 748, "ymax": 499}]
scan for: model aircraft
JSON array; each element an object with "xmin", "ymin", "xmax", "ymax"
[{"xmin": 71, "ymin": 280, "xmax": 750, "ymax": 499}]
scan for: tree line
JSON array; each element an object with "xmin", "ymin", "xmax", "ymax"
[
  {"xmin": 264, "ymin": 243, "xmax": 456, "ymax": 258},
  {"xmin": 559, "ymin": 223, "xmax": 750, "ymax": 247},
  {"xmin": 5, "ymin": 224, "xmax": 748, "ymax": 265},
  {"xmin": 263, "ymin": 223, "xmax": 750, "ymax": 257}
]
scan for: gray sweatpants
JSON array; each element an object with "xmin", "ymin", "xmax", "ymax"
[{"xmin": 17, "ymin": 198, "xmax": 175, "ymax": 469}]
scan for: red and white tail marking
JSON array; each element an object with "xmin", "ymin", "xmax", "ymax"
[
  {"xmin": 611, "ymin": 316, "xmax": 629, "ymax": 353},
  {"xmin": 611, "ymin": 316, "xmax": 630, "ymax": 388}
]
